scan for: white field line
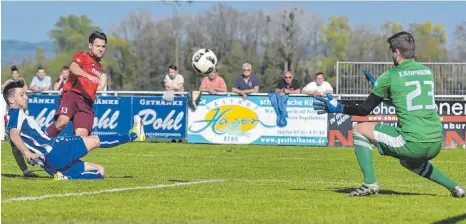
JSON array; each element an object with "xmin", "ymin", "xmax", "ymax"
[
  {"xmin": 125, "ymin": 153, "xmax": 465, "ymax": 164},
  {"xmin": 1, "ymin": 178, "xmax": 450, "ymax": 204},
  {"xmin": 1, "ymin": 179, "xmax": 225, "ymax": 204}
]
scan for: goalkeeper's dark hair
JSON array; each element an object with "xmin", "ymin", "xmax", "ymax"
[
  {"xmin": 3, "ymin": 79, "xmax": 25, "ymax": 106},
  {"xmin": 387, "ymin": 31, "xmax": 416, "ymax": 59}
]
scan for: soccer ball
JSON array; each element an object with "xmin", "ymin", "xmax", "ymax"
[{"xmin": 192, "ymin": 48, "xmax": 217, "ymax": 75}]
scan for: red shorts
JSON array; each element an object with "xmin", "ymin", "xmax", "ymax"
[{"xmin": 55, "ymin": 91, "xmax": 94, "ymax": 133}]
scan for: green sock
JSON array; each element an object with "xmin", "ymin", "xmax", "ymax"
[
  {"xmin": 353, "ymin": 132, "xmax": 377, "ymax": 184},
  {"xmin": 400, "ymin": 160, "xmax": 457, "ymax": 190}
]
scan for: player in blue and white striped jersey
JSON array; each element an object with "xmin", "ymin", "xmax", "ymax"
[{"xmin": 3, "ymin": 79, "xmax": 145, "ymax": 180}]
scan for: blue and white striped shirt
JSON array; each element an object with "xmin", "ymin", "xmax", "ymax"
[{"xmin": 6, "ymin": 108, "xmax": 54, "ymax": 157}]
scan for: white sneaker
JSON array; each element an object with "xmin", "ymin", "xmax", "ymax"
[
  {"xmin": 53, "ymin": 171, "xmax": 69, "ymax": 180},
  {"xmin": 451, "ymin": 186, "xmax": 465, "ymax": 198},
  {"xmin": 348, "ymin": 183, "xmax": 380, "ymax": 197}
]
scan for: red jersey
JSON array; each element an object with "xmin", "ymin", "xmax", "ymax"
[{"xmin": 63, "ymin": 51, "xmax": 102, "ymax": 102}]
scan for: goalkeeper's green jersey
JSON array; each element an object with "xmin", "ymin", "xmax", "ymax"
[{"xmin": 371, "ymin": 59, "xmax": 442, "ymax": 142}]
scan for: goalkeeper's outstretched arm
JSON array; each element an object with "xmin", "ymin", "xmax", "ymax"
[{"xmin": 342, "ymin": 93, "xmax": 384, "ymax": 116}]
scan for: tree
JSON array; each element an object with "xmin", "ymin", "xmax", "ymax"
[
  {"xmin": 321, "ymin": 16, "xmax": 351, "ymax": 60},
  {"xmin": 408, "ymin": 21, "xmax": 449, "ymax": 92},
  {"xmin": 100, "ymin": 36, "xmax": 133, "ymax": 90},
  {"xmin": 380, "ymin": 21, "xmax": 403, "ymax": 37},
  {"xmin": 347, "ymin": 25, "xmax": 378, "ymax": 61},
  {"xmin": 48, "ymin": 15, "xmax": 101, "ymax": 53},
  {"xmin": 34, "ymin": 47, "xmax": 46, "ymax": 67},
  {"xmin": 7, "ymin": 4, "xmax": 457, "ymax": 93},
  {"xmin": 409, "ymin": 21, "xmax": 448, "ymax": 62},
  {"xmin": 277, "ymin": 8, "xmax": 302, "ymax": 73},
  {"xmin": 454, "ymin": 22, "xmax": 466, "ymax": 61},
  {"xmin": 317, "ymin": 16, "xmax": 351, "ymax": 89}
]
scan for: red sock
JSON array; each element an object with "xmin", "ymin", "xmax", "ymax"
[{"xmin": 46, "ymin": 123, "xmax": 61, "ymax": 137}]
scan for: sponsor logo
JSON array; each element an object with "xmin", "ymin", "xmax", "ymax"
[
  {"xmin": 34, "ymin": 108, "xmax": 55, "ymax": 129},
  {"xmin": 94, "ymin": 98, "xmax": 119, "ymax": 105},
  {"xmin": 139, "ymin": 99, "xmax": 183, "ymax": 106},
  {"xmin": 28, "ymin": 97, "xmax": 55, "ymax": 104},
  {"xmin": 93, "ymin": 109, "xmax": 119, "ymax": 129},
  {"xmin": 138, "ymin": 109, "xmax": 184, "ymax": 131},
  {"xmin": 189, "ymin": 98, "xmax": 275, "ymax": 143}
]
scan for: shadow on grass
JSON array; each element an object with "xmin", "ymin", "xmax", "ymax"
[
  {"xmin": 2, "ymin": 173, "xmax": 135, "ymax": 180},
  {"xmin": 432, "ymin": 213, "xmax": 466, "ymax": 224},
  {"xmin": 1, "ymin": 173, "xmax": 50, "ymax": 179},
  {"xmin": 334, "ymin": 187, "xmax": 438, "ymax": 196},
  {"xmin": 168, "ymin": 179, "xmax": 190, "ymax": 183},
  {"xmin": 105, "ymin": 176, "xmax": 135, "ymax": 179}
]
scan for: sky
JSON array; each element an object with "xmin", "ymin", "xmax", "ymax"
[{"xmin": 1, "ymin": 1, "xmax": 466, "ymax": 45}]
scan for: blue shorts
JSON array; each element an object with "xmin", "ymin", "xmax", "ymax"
[
  {"xmin": 44, "ymin": 160, "xmax": 86, "ymax": 178},
  {"xmin": 45, "ymin": 136, "xmax": 88, "ymax": 171}
]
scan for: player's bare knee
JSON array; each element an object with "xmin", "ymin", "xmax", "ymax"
[
  {"xmin": 74, "ymin": 128, "xmax": 90, "ymax": 137},
  {"xmin": 95, "ymin": 164, "xmax": 105, "ymax": 176},
  {"xmin": 353, "ymin": 123, "xmax": 367, "ymax": 136},
  {"xmin": 353, "ymin": 123, "xmax": 362, "ymax": 134},
  {"xmin": 85, "ymin": 162, "xmax": 105, "ymax": 177},
  {"xmin": 353, "ymin": 122, "xmax": 377, "ymax": 142},
  {"xmin": 82, "ymin": 136, "xmax": 100, "ymax": 151}
]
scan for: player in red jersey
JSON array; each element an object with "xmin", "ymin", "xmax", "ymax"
[{"xmin": 46, "ymin": 31, "xmax": 107, "ymax": 137}]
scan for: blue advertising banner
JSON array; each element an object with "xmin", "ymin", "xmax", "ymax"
[
  {"xmin": 187, "ymin": 94, "xmax": 328, "ymax": 146},
  {"xmin": 92, "ymin": 96, "xmax": 132, "ymax": 136},
  {"xmin": 132, "ymin": 96, "xmax": 187, "ymax": 139},
  {"xmin": 25, "ymin": 94, "xmax": 188, "ymax": 140}
]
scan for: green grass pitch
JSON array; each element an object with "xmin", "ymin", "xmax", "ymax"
[{"xmin": 2, "ymin": 142, "xmax": 465, "ymax": 223}]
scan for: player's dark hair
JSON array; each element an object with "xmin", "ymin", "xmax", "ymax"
[
  {"xmin": 61, "ymin": 66, "xmax": 69, "ymax": 71},
  {"xmin": 89, "ymin": 31, "xmax": 107, "ymax": 44},
  {"xmin": 37, "ymin": 66, "xmax": 45, "ymax": 72},
  {"xmin": 11, "ymin": 65, "xmax": 19, "ymax": 74},
  {"xmin": 2, "ymin": 79, "xmax": 25, "ymax": 106},
  {"xmin": 168, "ymin": 64, "xmax": 178, "ymax": 71},
  {"xmin": 315, "ymin": 72, "xmax": 324, "ymax": 78},
  {"xmin": 387, "ymin": 31, "xmax": 415, "ymax": 59}
]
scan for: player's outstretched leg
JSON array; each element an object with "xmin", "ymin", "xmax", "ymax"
[
  {"xmin": 51, "ymin": 131, "xmax": 138, "ymax": 181},
  {"xmin": 349, "ymin": 128, "xmax": 379, "ymax": 196},
  {"xmin": 47, "ymin": 130, "xmax": 138, "ymax": 181},
  {"xmin": 82, "ymin": 132, "xmax": 138, "ymax": 151},
  {"xmin": 400, "ymin": 160, "xmax": 465, "ymax": 198}
]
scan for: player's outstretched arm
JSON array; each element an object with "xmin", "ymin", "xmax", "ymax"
[
  {"xmin": 8, "ymin": 129, "xmax": 44, "ymax": 162},
  {"xmin": 341, "ymin": 93, "xmax": 383, "ymax": 116},
  {"xmin": 313, "ymin": 93, "xmax": 383, "ymax": 116},
  {"xmin": 70, "ymin": 62, "xmax": 98, "ymax": 83}
]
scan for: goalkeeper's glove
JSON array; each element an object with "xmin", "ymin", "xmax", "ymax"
[
  {"xmin": 313, "ymin": 93, "xmax": 344, "ymax": 114},
  {"xmin": 363, "ymin": 70, "xmax": 376, "ymax": 86}
]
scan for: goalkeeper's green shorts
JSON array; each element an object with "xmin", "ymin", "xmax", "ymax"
[{"xmin": 373, "ymin": 124, "xmax": 442, "ymax": 162}]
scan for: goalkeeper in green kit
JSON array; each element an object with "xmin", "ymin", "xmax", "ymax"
[{"xmin": 313, "ymin": 31, "xmax": 465, "ymax": 198}]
